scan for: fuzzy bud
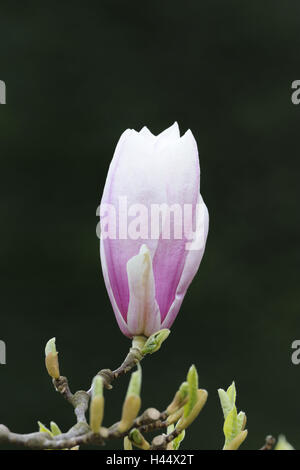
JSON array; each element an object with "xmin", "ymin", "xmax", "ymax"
[
  {"xmin": 90, "ymin": 376, "xmax": 104, "ymax": 433},
  {"xmin": 176, "ymin": 389, "xmax": 208, "ymax": 431},
  {"xmin": 45, "ymin": 338, "xmax": 60, "ymax": 379}
]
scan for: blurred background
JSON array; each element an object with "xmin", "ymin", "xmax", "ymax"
[{"xmin": 0, "ymin": 0, "xmax": 300, "ymax": 450}]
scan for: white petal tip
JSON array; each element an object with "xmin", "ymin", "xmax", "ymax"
[{"xmin": 140, "ymin": 244, "xmax": 150, "ymax": 255}]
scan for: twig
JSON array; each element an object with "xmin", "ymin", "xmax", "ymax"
[
  {"xmin": 0, "ymin": 422, "xmax": 91, "ymax": 449},
  {"xmin": 150, "ymin": 428, "xmax": 181, "ymax": 450},
  {"xmin": 93, "ymin": 344, "xmax": 144, "ymax": 391},
  {"xmin": 0, "ymin": 407, "xmax": 169, "ymax": 450},
  {"xmin": 53, "ymin": 376, "xmax": 89, "ymax": 424}
]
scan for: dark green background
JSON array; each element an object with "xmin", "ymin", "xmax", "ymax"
[{"xmin": 0, "ymin": 0, "xmax": 299, "ymax": 450}]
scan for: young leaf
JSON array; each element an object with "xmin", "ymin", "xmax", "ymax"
[
  {"xmin": 141, "ymin": 329, "xmax": 170, "ymax": 355},
  {"xmin": 218, "ymin": 388, "xmax": 233, "ymax": 419},
  {"xmin": 225, "ymin": 430, "xmax": 248, "ymax": 450},
  {"xmin": 237, "ymin": 411, "xmax": 246, "ymax": 433},
  {"xmin": 223, "ymin": 406, "xmax": 238, "ymax": 445},
  {"xmin": 50, "ymin": 421, "xmax": 62, "ymax": 436},
  {"xmin": 226, "ymin": 381, "xmax": 236, "ymax": 406},
  {"xmin": 183, "ymin": 365, "xmax": 198, "ymax": 418},
  {"xmin": 38, "ymin": 421, "xmax": 52, "ymax": 436},
  {"xmin": 173, "ymin": 430, "xmax": 185, "ymax": 450},
  {"xmin": 219, "ymin": 381, "xmax": 248, "ymax": 450}
]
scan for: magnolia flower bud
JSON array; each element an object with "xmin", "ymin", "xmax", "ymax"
[
  {"xmin": 90, "ymin": 376, "xmax": 104, "ymax": 433},
  {"xmin": 100, "ymin": 123, "xmax": 209, "ymax": 338},
  {"xmin": 166, "ymin": 406, "xmax": 185, "ymax": 426},
  {"xmin": 45, "ymin": 337, "xmax": 60, "ymax": 379},
  {"xmin": 123, "ymin": 436, "xmax": 133, "ymax": 450},
  {"xmin": 118, "ymin": 396, "xmax": 141, "ymax": 433},
  {"xmin": 118, "ymin": 365, "xmax": 142, "ymax": 433},
  {"xmin": 166, "ymin": 382, "xmax": 189, "ymax": 415}
]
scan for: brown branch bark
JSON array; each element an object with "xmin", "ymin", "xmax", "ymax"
[
  {"xmin": 150, "ymin": 429, "xmax": 181, "ymax": 450},
  {"xmin": 93, "ymin": 344, "xmax": 144, "ymax": 391},
  {"xmin": 0, "ymin": 407, "xmax": 169, "ymax": 450},
  {"xmin": 53, "ymin": 376, "xmax": 90, "ymax": 424}
]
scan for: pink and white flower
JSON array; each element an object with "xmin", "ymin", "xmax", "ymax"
[{"xmin": 100, "ymin": 123, "xmax": 209, "ymax": 338}]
